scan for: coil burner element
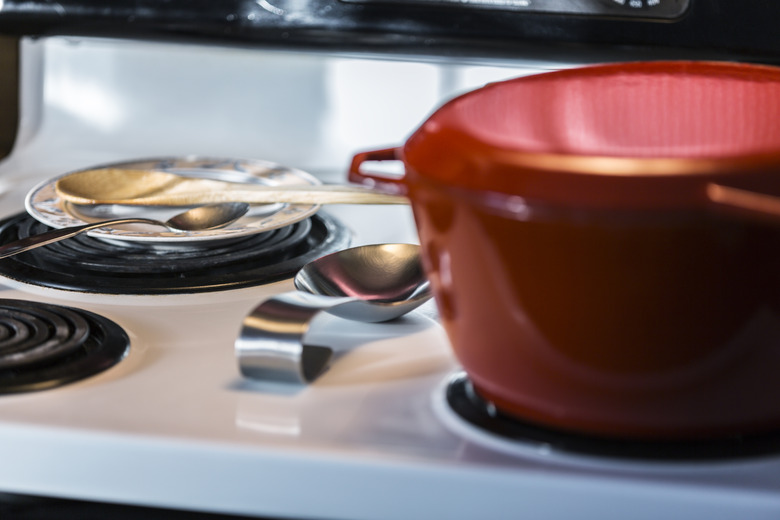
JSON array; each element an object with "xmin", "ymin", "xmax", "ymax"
[
  {"xmin": 0, "ymin": 212, "xmax": 351, "ymax": 295},
  {"xmin": 445, "ymin": 372, "xmax": 780, "ymax": 461},
  {"xmin": 0, "ymin": 299, "xmax": 129, "ymax": 393}
]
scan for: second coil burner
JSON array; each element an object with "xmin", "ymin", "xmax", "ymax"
[{"xmin": 0, "ymin": 299, "xmax": 129, "ymax": 393}]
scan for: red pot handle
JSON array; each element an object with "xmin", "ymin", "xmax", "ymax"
[{"xmin": 349, "ymin": 147, "xmax": 408, "ymax": 196}]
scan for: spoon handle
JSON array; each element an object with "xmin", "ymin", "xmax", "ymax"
[
  {"xmin": 0, "ymin": 218, "xmax": 164, "ymax": 259},
  {"xmin": 236, "ymin": 291, "xmax": 350, "ymax": 384},
  {"xmin": 60, "ymin": 185, "xmax": 409, "ymax": 206}
]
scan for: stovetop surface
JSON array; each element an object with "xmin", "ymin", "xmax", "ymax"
[{"xmin": 0, "ymin": 36, "xmax": 778, "ymax": 520}]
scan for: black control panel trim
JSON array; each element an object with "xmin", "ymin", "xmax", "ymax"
[{"xmin": 0, "ymin": 1, "xmax": 778, "ymax": 63}]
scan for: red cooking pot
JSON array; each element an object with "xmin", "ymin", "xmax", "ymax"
[{"xmin": 349, "ymin": 61, "xmax": 780, "ymax": 440}]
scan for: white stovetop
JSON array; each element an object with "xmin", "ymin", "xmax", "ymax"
[{"xmin": 0, "ymin": 36, "xmax": 778, "ymax": 520}]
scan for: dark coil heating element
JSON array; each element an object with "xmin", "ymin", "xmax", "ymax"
[
  {"xmin": 446, "ymin": 372, "xmax": 780, "ymax": 460},
  {"xmin": 0, "ymin": 299, "xmax": 129, "ymax": 393},
  {"xmin": 0, "ymin": 212, "xmax": 351, "ymax": 294}
]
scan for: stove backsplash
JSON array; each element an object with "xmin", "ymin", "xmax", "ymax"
[{"xmin": 0, "ymin": 36, "xmax": 571, "ymax": 192}]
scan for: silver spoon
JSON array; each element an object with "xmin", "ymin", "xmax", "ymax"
[
  {"xmin": 0, "ymin": 202, "xmax": 250, "ymax": 259},
  {"xmin": 294, "ymin": 243, "xmax": 431, "ymax": 322},
  {"xmin": 236, "ymin": 243, "xmax": 433, "ymax": 384}
]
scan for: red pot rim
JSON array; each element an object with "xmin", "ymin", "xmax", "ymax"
[{"xmin": 399, "ymin": 60, "xmax": 780, "ymax": 211}]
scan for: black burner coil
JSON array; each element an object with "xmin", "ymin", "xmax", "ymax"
[
  {"xmin": 0, "ymin": 212, "xmax": 351, "ymax": 294},
  {"xmin": 0, "ymin": 299, "xmax": 129, "ymax": 393},
  {"xmin": 446, "ymin": 372, "xmax": 780, "ymax": 461}
]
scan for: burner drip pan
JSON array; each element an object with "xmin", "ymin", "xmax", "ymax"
[
  {"xmin": 446, "ymin": 372, "xmax": 780, "ymax": 461},
  {"xmin": 0, "ymin": 212, "xmax": 351, "ymax": 294},
  {"xmin": 0, "ymin": 299, "xmax": 129, "ymax": 393}
]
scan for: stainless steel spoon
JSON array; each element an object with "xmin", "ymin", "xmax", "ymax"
[
  {"xmin": 236, "ymin": 243, "xmax": 433, "ymax": 384},
  {"xmin": 0, "ymin": 202, "xmax": 250, "ymax": 259},
  {"xmin": 294, "ymin": 243, "xmax": 431, "ymax": 322}
]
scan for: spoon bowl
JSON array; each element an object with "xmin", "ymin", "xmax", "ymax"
[
  {"xmin": 164, "ymin": 202, "xmax": 250, "ymax": 231},
  {"xmin": 0, "ymin": 202, "xmax": 249, "ymax": 259},
  {"xmin": 294, "ymin": 243, "xmax": 432, "ymax": 322}
]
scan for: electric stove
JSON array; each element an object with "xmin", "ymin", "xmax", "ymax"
[{"xmin": 0, "ymin": 11, "xmax": 779, "ymax": 520}]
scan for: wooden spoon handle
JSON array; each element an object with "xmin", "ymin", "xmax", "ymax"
[{"xmin": 60, "ymin": 184, "xmax": 408, "ymax": 206}]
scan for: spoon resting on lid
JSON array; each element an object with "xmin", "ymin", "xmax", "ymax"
[
  {"xmin": 55, "ymin": 169, "xmax": 408, "ymax": 206},
  {"xmin": 0, "ymin": 202, "xmax": 250, "ymax": 259}
]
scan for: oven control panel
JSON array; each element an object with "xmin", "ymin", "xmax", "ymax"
[{"xmin": 340, "ymin": 0, "xmax": 690, "ymax": 19}]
